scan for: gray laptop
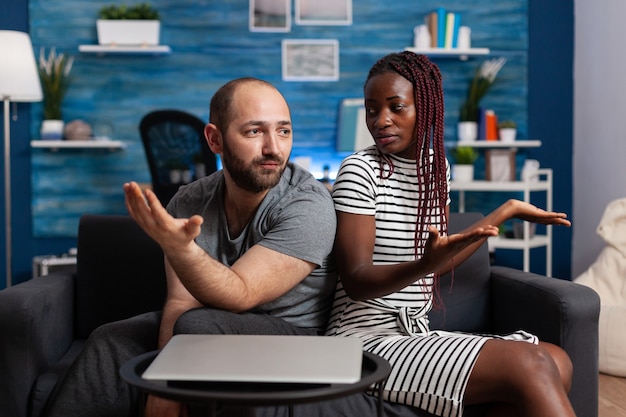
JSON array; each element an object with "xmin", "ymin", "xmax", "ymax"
[{"xmin": 142, "ymin": 334, "xmax": 364, "ymax": 384}]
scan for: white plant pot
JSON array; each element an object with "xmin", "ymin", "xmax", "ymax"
[
  {"xmin": 97, "ymin": 20, "xmax": 161, "ymax": 46},
  {"xmin": 499, "ymin": 128, "xmax": 517, "ymax": 143},
  {"xmin": 40, "ymin": 120, "xmax": 65, "ymax": 140},
  {"xmin": 457, "ymin": 121, "xmax": 478, "ymax": 143},
  {"xmin": 452, "ymin": 164, "xmax": 474, "ymax": 182}
]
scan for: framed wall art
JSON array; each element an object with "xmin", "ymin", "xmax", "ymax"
[
  {"xmin": 281, "ymin": 39, "xmax": 340, "ymax": 81},
  {"xmin": 485, "ymin": 149, "xmax": 516, "ymax": 181},
  {"xmin": 249, "ymin": 0, "xmax": 290, "ymax": 32},
  {"xmin": 295, "ymin": 0, "xmax": 352, "ymax": 26}
]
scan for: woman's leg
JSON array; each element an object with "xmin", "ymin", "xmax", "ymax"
[{"xmin": 463, "ymin": 339, "xmax": 574, "ymax": 417}]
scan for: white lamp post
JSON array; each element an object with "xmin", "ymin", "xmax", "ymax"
[{"xmin": 0, "ymin": 31, "xmax": 43, "ymax": 287}]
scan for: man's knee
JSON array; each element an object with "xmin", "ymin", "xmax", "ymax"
[{"xmin": 174, "ymin": 307, "xmax": 238, "ymax": 334}]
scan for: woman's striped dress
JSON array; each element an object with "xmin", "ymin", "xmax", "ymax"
[{"xmin": 325, "ymin": 146, "xmax": 537, "ymax": 417}]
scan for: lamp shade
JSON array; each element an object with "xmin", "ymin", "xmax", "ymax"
[{"xmin": 0, "ymin": 30, "xmax": 43, "ymax": 103}]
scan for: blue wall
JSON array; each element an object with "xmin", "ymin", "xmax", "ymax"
[{"xmin": 0, "ymin": 0, "xmax": 574, "ymax": 286}]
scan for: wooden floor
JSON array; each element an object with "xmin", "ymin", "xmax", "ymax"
[{"xmin": 599, "ymin": 373, "xmax": 626, "ymax": 417}]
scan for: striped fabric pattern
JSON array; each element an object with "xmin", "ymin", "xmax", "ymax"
[{"xmin": 326, "ymin": 146, "xmax": 537, "ymax": 417}]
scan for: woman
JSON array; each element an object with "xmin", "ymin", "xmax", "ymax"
[{"xmin": 326, "ymin": 51, "xmax": 574, "ymax": 417}]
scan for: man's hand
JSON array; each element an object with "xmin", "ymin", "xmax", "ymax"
[
  {"xmin": 123, "ymin": 182, "xmax": 203, "ymax": 253},
  {"xmin": 144, "ymin": 395, "xmax": 187, "ymax": 417}
]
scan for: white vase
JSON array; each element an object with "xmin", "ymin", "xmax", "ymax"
[
  {"xmin": 457, "ymin": 121, "xmax": 478, "ymax": 143},
  {"xmin": 40, "ymin": 120, "xmax": 65, "ymax": 140},
  {"xmin": 97, "ymin": 20, "xmax": 161, "ymax": 46},
  {"xmin": 499, "ymin": 128, "xmax": 517, "ymax": 143},
  {"xmin": 452, "ymin": 164, "xmax": 474, "ymax": 182}
]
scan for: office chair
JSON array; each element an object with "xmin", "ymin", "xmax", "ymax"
[{"xmin": 139, "ymin": 109, "xmax": 218, "ymax": 205}]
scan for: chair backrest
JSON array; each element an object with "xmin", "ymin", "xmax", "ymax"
[
  {"xmin": 75, "ymin": 215, "xmax": 167, "ymax": 339},
  {"xmin": 428, "ymin": 212, "xmax": 493, "ymax": 333},
  {"xmin": 139, "ymin": 109, "xmax": 218, "ymax": 205}
]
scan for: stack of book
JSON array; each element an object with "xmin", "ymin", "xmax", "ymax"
[
  {"xmin": 478, "ymin": 108, "xmax": 499, "ymax": 141},
  {"xmin": 426, "ymin": 8, "xmax": 462, "ymax": 49}
]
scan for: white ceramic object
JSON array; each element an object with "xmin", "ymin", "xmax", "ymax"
[
  {"xmin": 521, "ymin": 159, "xmax": 540, "ymax": 182},
  {"xmin": 499, "ymin": 128, "xmax": 517, "ymax": 143},
  {"xmin": 457, "ymin": 121, "xmax": 478, "ymax": 142},
  {"xmin": 97, "ymin": 20, "xmax": 160, "ymax": 46},
  {"xmin": 452, "ymin": 164, "xmax": 474, "ymax": 182},
  {"xmin": 40, "ymin": 119, "xmax": 65, "ymax": 140}
]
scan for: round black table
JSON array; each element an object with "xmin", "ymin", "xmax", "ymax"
[{"xmin": 120, "ymin": 350, "xmax": 391, "ymax": 417}]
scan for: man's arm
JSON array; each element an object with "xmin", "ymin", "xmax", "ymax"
[{"xmin": 124, "ymin": 181, "xmax": 317, "ymax": 313}]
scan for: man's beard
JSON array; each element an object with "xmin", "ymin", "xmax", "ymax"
[{"xmin": 221, "ymin": 145, "xmax": 286, "ymax": 193}]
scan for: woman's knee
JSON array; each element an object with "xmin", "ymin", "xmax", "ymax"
[{"xmin": 538, "ymin": 342, "xmax": 573, "ymax": 392}]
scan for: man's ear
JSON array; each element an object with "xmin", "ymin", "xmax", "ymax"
[{"xmin": 204, "ymin": 123, "xmax": 222, "ymax": 154}]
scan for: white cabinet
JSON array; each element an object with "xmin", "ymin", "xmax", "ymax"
[{"xmin": 449, "ymin": 140, "xmax": 553, "ymax": 276}]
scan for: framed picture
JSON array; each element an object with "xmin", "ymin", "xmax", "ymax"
[
  {"xmin": 485, "ymin": 149, "xmax": 516, "ymax": 181},
  {"xmin": 281, "ymin": 39, "xmax": 340, "ymax": 82},
  {"xmin": 249, "ymin": 0, "xmax": 290, "ymax": 32},
  {"xmin": 295, "ymin": 0, "xmax": 352, "ymax": 26}
]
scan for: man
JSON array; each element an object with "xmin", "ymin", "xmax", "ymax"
[{"xmin": 43, "ymin": 77, "xmax": 337, "ymax": 417}]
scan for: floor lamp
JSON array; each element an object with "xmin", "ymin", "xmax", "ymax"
[{"xmin": 0, "ymin": 31, "xmax": 43, "ymax": 288}]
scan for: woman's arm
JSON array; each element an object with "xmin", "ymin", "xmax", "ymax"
[{"xmin": 334, "ymin": 208, "xmax": 497, "ymax": 300}]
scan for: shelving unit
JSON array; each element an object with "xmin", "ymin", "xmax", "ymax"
[
  {"xmin": 446, "ymin": 140, "xmax": 541, "ymax": 149},
  {"xmin": 78, "ymin": 45, "xmax": 171, "ymax": 55},
  {"xmin": 31, "ymin": 139, "xmax": 126, "ymax": 151},
  {"xmin": 404, "ymin": 47, "xmax": 490, "ymax": 60},
  {"xmin": 451, "ymin": 168, "xmax": 553, "ymax": 277}
]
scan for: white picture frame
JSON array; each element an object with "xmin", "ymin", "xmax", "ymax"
[
  {"xmin": 485, "ymin": 149, "xmax": 516, "ymax": 182},
  {"xmin": 281, "ymin": 39, "xmax": 340, "ymax": 82},
  {"xmin": 249, "ymin": 0, "xmax": 291, "ymax": 33},
  {"xmin": 295, "ymin": 0, "xmax": 352, "ymax": 26}
]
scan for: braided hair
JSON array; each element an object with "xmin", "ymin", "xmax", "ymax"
[{"xmin": 365, "ymin": 51, "xmax": 449, "ymax": 253}]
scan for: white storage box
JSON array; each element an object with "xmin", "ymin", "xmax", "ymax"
[{"xmin": 32, "ymin": 254, "xmax": 77, "ymax": 278}]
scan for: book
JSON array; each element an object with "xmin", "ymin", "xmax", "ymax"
[
  {"xmin": 427, "ymin": 11, "xmax": 438, "ymax": 48},
  {"xmin": 436, "ymin": 8, "xmax": 446, "ymax": 48},
  {"xmin": 452, "ymin": 13, "xmax": 461, "ymax": 48},
  {"xmin": 445, "ymin": 12, "xmax": 455, "ymax": 49},
  {"xmin": 485, "ymin": 110, "xmax": 498, "ymax": 141}
]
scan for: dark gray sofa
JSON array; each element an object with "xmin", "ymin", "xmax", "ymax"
[{"xmin": 0, "ymin": 213, "xmax": 600, "ymax": 417}]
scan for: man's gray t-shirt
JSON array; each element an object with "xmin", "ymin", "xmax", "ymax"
[{"xmin": 167, "ymin": 162, "xmax": 337, "ymax": 331}]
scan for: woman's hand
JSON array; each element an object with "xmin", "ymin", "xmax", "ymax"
[
  {"xmin": 506, "ymin": 199, "xmax": 571, "ymax": 226},
  {"xmin": 421, "ymin": 225, "xmax": 499, "ymax": 274}
]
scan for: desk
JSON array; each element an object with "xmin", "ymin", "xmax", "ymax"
[{"xmin": 121, "ymin": 350, "xmax": 391, "ymax": 417}]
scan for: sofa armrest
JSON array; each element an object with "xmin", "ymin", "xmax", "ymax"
[
  {"xmin": 0, "ymin": 272, "xmax": 76, "ymax": 417},
  {"xmin": 490, "ymin": 266, "xmax": 600, "ymax": 417}
]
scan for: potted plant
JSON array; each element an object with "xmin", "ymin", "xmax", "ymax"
[
  {"xmin": 498, "ymin": 120, "xmax": 517, "ymax": 143},
  {"xmin": 96, "ymin": 3, "xmax": 161, "ymax": 46},
  {"xmin": 458, "ymin": 57, "xmax": 507, "ymax": 142},
  {"xmin": 38, "ymin": 47, "xmax": 74, "ymax": 139},
  {"xmin": 449, "ymin": 146, "xmax": 478, "ymax": 182}
]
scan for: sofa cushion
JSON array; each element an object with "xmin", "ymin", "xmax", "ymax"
[
  {"xmin": 75, "ymin": 215, "xmax": 167, "ymax": 339},
  {"xmin": 428, "ymin": 212, "xmax": 492, "ymax": 333}
]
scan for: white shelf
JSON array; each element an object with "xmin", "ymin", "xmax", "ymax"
[
  {"xmin": 446, "ymin": 140, "xmax": 542, "ymax": 149},
  {"xmin": 488, "ymin": 235, "xmax": 550, "ymax": 250},
  {"xmin": 78, "ymin": 45, "xmax": 171, "ymax": 55},
  {"xmin": 452, "ymin": 168, "xmax": 553, "ymax": 277},
  {"xmin": 450, "ymin": 178, "xmax": 550, "ymax": 192},
  {"xmin": 404, "ymin": 47, "xmax": 490, "ymax": 60},
  {"xmin": 31, "ymin": 139, "xmax": 126, "ymax": 150}
]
